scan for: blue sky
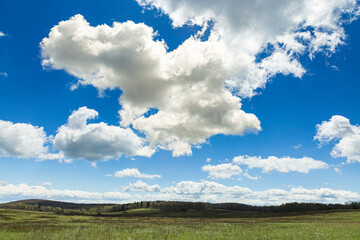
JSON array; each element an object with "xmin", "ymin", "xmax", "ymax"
[{"xmin": 0, "ymin": 0, "xmax": 360, "ymax": 204}]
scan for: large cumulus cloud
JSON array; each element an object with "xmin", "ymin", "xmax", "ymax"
[
  {"xmin": 40, "ymin": 0, "xmax": 359, "ymax": 156},
  {"xmin": 137, "ymin": 0, "xmax": 359, "ymax": 96},
  {"xmin": 41, "ymin": 15, "xmax": 261, "ymax": 156}
]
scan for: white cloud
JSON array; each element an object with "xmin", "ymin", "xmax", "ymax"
[
  {"xmin": 53, "ymin": 107, "xmax": 154, "ymax": 161},
  {"xmin": 0, "ymin": 182, "xmax": 131, "ymax": 202},
  {"xmin": 37, "ymin": 152, "xmax": 65, "ymax": 162},
  {"xmin": 202, "ymin": 155, "xmax": 328, "ymax": 180},
  {"xmin": 0, "ymin": 120, "xmax": 49, "ymax": 159},
  {"xmin": 315, "ymin": 115, "xmax": 360, "ymax": 163},
  {"xmin": 1, "ymin": 181, "xmax": 359, "ymax": 205},
  {"xmin": 137, "ymin": 0, "xmax": 358, "ymax": 96},
  {"xmin": 40, "ymin": 182, "xmax": 52, "ymax": 187},
  {"xmin": 205, "ymin": 157, "xmax": 211, "ymax": 163},
  {"xmin": 331, "ymin": 65, "xmax": 340, "ymax": 71},
  {"xmin": 122, "ymin": 180, "xmax": 161, "ymax": 192},
  {"xmin": 0, "ymin": 72, "xmax": 7, "ymax": 77},
  {"xmin": 155, "ymin": 180, "xmax": 360, "ymax": 205},
  {"xmin": 163, "ymin": 181, "xmax": 245, "ymax": 195},
  {"xmin": 293, "ymin": 144, "xmax": 302, "ymax": 149},
  {"xmin": 40, "ymin": 1, "xmax": 359, "ymax": 157},
  {"xmin": 0, "ymin": 107, "xmax": 155, "ymax": 162},
  {"xmin": 40, "ymin": 15, "xmax": 261, "ymax": 157},
  {"xmin": 202, "ymin": 163, "xmax": 244, "ymax": 180},
  {"xmin": 0, "ymin": 31, "xmax": 5, "ymax": 37},
  {"xmin": 334, "ymin": 167, "xmax": 342, "ymax": 174},
  {"xmin": 233, "ymin": 155, "xmax": 329, "ymax": 173},
  {"xmin": 112, "ymin": 168, "xmax": 161, "ymax": 179}
]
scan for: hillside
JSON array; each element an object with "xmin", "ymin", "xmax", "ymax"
[
  {"xmin": 1, "ymin": 199, "xmax": 360, "ymax": 216},
  {"xmin": 0, "ymin": 199, "xmax": 114, "ymax": 210}
]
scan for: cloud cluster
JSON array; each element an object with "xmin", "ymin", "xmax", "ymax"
[
  {"xmin": 0, "ymin": 181, "xmax": 131, "ymax": 202},
  {"xmin": 233, "ymin": 155, "xmax": 329, "ymax": 173},
  {"xmin": 122, "ymin": 180, "xmax": 161, "ymax": 192},
  {"xmin": 154, "ymin": 180, "xmax": 360, "ymax": 205},
  {"xmin": 40, "ymin": 0, "xmax": 358, "ymax": 156},
  {"xmin": 53, "ymin": 107, "xmax": 153, "ymax": 161},
  {"xmin": 137, "ymin": 0, "xmax": 359, "ymax": 96},
  {"xmin": 1, "ymin": 180, "xmax": 358, "ymax": 205},
  {"xmin": 0, "ymin": 120, "xmax": 49, "ymax": 159},
  {"xmin": 202, "ymin": 163, "xmax": 247, "ymax": 180},
  {"xmin": 1, "ymin": 1, "xmax": 355, "ymax": 160},
  {"xmin": 0, "ymin": 107, "xmax": 154, "ymax": 162},
  {"xmin": 39, "ymin": 14, "xmax": 261, "ymax": 157},
  {"xmin": 315, "ymin": 115, "xmax": 360, "ymax": 163},
  {"xmin": 202, "ymin": 155, "xmax": 328, "ymax": 180},
  {"xmin": 111, "ymin": 168, "xmax": 161, "ymax": 179}
]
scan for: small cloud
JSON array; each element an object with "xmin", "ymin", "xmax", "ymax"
[
  {"xmin": 0, "ymin": 72, "xmax": 7, "ymax": 78},
  {"xmin": 331, "ymin": 65, "xmax": 340, "ymax": 71},
  {"xmin": 206, "ymin": 157, "xmax": 211, "ymax": 163},
  {"xmin": 60, "ymin": 158, "xmax": 73, "ymax": 164},
  {"xmin": 293, "ymin": 144, "xmax": 302, "ymax": 149},
  {"xmin": 219, "ymin": 158, "xmax": 229, "ymax": 163},
  {"xmin": 91, "ymin": 162, "xmax": 97, "ymax": 168},
  {"xmin": 243, "ymin": 171, "xmax": 259, "ymax": 180},
  {"xmin": 315, "ymin": 115, "xmax": 360, "ymax": 163},
  {"xmin": 0, "ymin": 31, "xmax": 5, "ymax": 37},
  {"xmin": 0, "ymin": 119, "xmax": 48, "ymax": 159},
  {"xmin": 122, "ymin": 180, "xmax": 161, "ymax": 192},
  {"xmin": 41, "ymin": 182, "xmax": 52, "ymax": 187},
  {"xmin": 110, "ymin": 168, "xmax": 161, "ymax": 179},
  {"xmin": 334, "ymin": 167, "xmax": 342, "ymax": 174},
  {"xmin": 202, "ymin": 163, "xmax": 245, "ymax": 180}
]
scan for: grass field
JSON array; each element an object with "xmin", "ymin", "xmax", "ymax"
[{"xmin": 0, "ymin": 208, "xmax": 360, "ymax": 239}]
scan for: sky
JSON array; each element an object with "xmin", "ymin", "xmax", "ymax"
[{"xmin": 0, "ymin": 0, "xmax": 360, "ymax": 205}]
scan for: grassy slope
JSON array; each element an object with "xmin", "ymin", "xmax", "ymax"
[{"xmin": 1, "ymin": 208, "xmax": 360, "ymax": 239}]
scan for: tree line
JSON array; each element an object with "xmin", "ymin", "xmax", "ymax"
[
  {"xmin": 1, "ymin": 200, "xmax": 359, "ymax": 215},
  {"xmin": 108, "ymin": 201, "xmax": 360, "ymax": 213}
]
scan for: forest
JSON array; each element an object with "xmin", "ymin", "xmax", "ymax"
[{"xmin": 1, "ymin": 199, "xmax": 360, "ymax": 215}]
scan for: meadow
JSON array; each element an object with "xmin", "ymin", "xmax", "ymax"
[{"xmin": 0, "ymin": 208, "xmax": 360, "ymax": 239}]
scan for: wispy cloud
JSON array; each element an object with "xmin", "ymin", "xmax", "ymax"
[{"xmin": 293, "ymin": 144, "xmax": 302, "ymax": 149}]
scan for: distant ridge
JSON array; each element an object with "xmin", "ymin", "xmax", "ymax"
[
  {"xmin": 0, "ymin": 199, "xmax": 114, "ymax": 210},
  {"xmin": 1, "ymin": 199, "xmax": 360, "ymax": 214}
]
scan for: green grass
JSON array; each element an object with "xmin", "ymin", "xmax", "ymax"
[{"xmin": 1, "ymin": 209, "xmax": 360, "ymax": 239}]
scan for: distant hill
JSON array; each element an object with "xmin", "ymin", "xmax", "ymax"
[
  {"xmin": 1, "ymin": 199, "xmax": 359, "ymax": 215},
  {"xmin": 0, "ymin": 199, "xmax": 114, "ymax": 210}
]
